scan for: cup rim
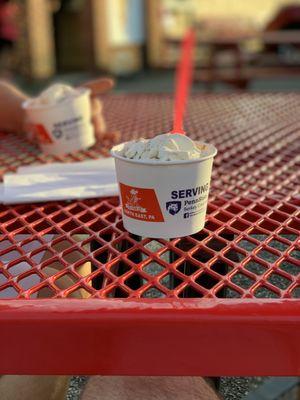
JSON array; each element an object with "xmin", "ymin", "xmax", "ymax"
[
  {"xmin": 111, "ymin": 141, "xmax": 217, "ymax": 165},
  {"xmin": 22, "ymin": 87, "xmax": 91, "ymax": 110}
]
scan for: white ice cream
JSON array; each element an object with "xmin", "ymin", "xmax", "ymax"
[
  {"xmin": 114, "ymin": 133, "xmax": 204, "ymax": 161},
  {"xmin": 29, "ymin": 83, "xmax": 79, "ymax": 107}
]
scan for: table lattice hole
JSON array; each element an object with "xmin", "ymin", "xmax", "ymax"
[
  {"xmin": 267, "ymin": 273, "xmax": 292, "ymax": 290},
  {"xmin": 110, "ymin": 260, "xmax": 132, "ymax": 277},
  {"xmin": 115, "ymin": 220, "xmax": 126, "ymax": 232},
  {"xmin": 6, "ymin": 220, "xmax": 24, "ymax": 232},
  {"xmin": 0, "ymin": 239, "xmax": 13, "ymax": 252},
  {"xmin": 125, "ymin": 273, "xmax": 145, "ymax": 290},
  {"xmin": 107, "ymin": 286, "xmax": 129, "ymax": 298},
  {"xmin": 269, "ymin": 211, "xmax": 289, "ymax": 223},
  {"xmin": 252, "ymin": 204, "xmax": 270, "ymax": 215},
  {"xmin": 279, "ymin": 260, "xmax": 300, "ymax": 276},
  {"xmin": 15, "ymin": 204, "xmax": 34, "ymax": 214},
  {"xmin": 210, "ymin": 260, "xmax": 232, "ymax": 276},
  {"xmin": 143, "ymin": 262, "xmax": 165, "ymax": 277},
  {"xmin": 25, "ymin": 211, "xmax": 43, "ymax": 223},
  {"xmin": 259, "ymin": 219, "xmax": 280, "ymax": 231},
  {"xmin": 127, "ymin": 250, "xmax": 148, "ymax": 264},
  {"xmin": 268, "ymin": 239, "xmax": 289, "ymax": 251},
  {"xmin": 241, "ymin": 211, "xmax": 260, "ymax": 223},
  {"xmin": 288, "ymin": 197, "xmax": 300, "ymax": 207},
  {"xmin": 0, "ymin": 211, "xmax": 16, "ymax": 224},
  {"xmin": 1, "ymin": 248, "xmax": 22, "ymax": 263},
  {"xmin": 177, "ymin": 261, "xmax": 199, "ymax": 276},
  {"xmin": 206, "ymin": 238, "xmax": 227, "ymax": 252},
  {"xmin": 18, "ymin": 272, "xmax": 41, "ymax": 290},
  {"xmin": 210, "ymin": 198, "xmax": 227, "ymax": 207},
  {"xmin": 196, "ymin": 272, "xmax": 219, "ymax": 289},
  {"xmin": 62, "ymin": 250, "xmax": 86, "ymax": 263},
  {"xmin": 224, "ymin": 249, "xmax": 246, "ymax": 262},
  {"xmin": 144, "ymin": 240, "xmax": 165, "ymax": 252},
  {"xmin": 231, "ymin": 273, "xmax": 256, "ymax": 289},
  {"xmin": 33, "ymin": 220, "xmax": 54, "ymax": 232},
  {"xmin": 21, "ymin": 239, "xmax": 43, "ymax": 253},
  {"xmin": 204, "ymin": 220, "xmax": 222, "ymax": 232},
  {"xmin": 174, "ymin": 238, "xmax": 196, "ymax": 251},
  {"xmin": 159, "ymin": 249, "xmax": 181, "ymax": 263},
  {"xmin": 78, "ymin": 211, "xmax": 96, "ymax": 223},
  {"xmin": 32, "ymin": 248, "xmax": 54, "ymax": 264},
  {"xmin": 141, "ymin": 287, "xmax": 165, "ymax": 298},
  {"xmin": 225, "ymin": 204, "xmax": 243, "ymax": 215},
  {"xmin": 30, "ymin": 285, "xmax": 56, "ymax": 299},
  {"xmin": 54, "ymin": 273, "xmax": 78, "ymax": 290},
  {"xmin": 112, "ymin": 238, "xmax": 134, "ymax": 252},
  {"xmin": 230, "ymin": 219, "xmax": 251, "ymax": 232},
  {"xmin": 41, "ymin": 257, "xmax": 65, "ymax": 271},
  {"xmin": 214, "ymin": 211, "xmax": 232, "ymax": 223},
  {"xmin": 93, "ymin": 248, "xmax": 117, "ymax": 264},
  {"xmin": 67, "ymin": 204, "xmax": 85, "ymax": 215},
  {"xmin": 178, "ymin": 286, "xmax": 203, "ymax": 298},
  {"xmin": 218, "ymin": 229, "xmax": 236, "ymax": 241},
  {"xmin": 216, "ymin": 286, "xmax": 240, "ymax": 298},
  {"xmin": 192, "ymin": 248, "xmax": 215, "ymax": 263},
  {"xmin": 236, "ymin": 198, "xmax": 252, "ymax": 207},
  {"xmin": 291, "ymin": 286, "xmax": 300, "ymax": 298},
  {"xmin": 100, "ymin": 228, "xmax": 120, "ymax": 243},
  {"xmin": 290, "ymin": 249, "xmax": 300, "ymax": 260},
  {"xmin": 254, "ymin": 286, "xmax": 280, "ymax": 298},
  {"xmin": 93, "ymin": 204, "xmax": 112, "ymax": 215},
  {"xmin": 237, "ymin": 239, "xmax": 257, "ymax": 251},
  {"xmin": 257, "ymin": 249, "xmax": 279, "ymax": 263},
  {"xmin": 8, "ymin": 260, "xmax": 33, "ymax": 276},
  {"xmin": 160, "ymin": 273, "xmax": 183, "ymax": 289},
  {"xmin": 278, "ymin": 230, "xmax": 297, "ymax": 242},
  {"xmin": 0, "ymin": 272, "xmax": 8, "ymax": 285},
  {"xmin": 261, "ymin": 198, "xmax": 278, "ymax": 208},
  {"xmin": 104, "ymin": 210, "xmax": 121, "ymax": 223},
  {"xmin": 244, "ymin": 260, "xmax": 268, "ymax": 275},
  {"xmin": 87, "ymin": 219, "xmax": 108, "ymax": 232},
  {"xmin": 0, "ymin": 285, "xmax": 18, "ymax": 298}
]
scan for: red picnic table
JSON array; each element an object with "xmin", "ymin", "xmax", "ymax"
[{"xmin": 0, "ymin": 93, "xmax": 299, "ymax": 376}]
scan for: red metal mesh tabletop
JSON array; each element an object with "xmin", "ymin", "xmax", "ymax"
[{"xmin": 0, "ymin": 94, "xmax": 299, "ymax": 376}]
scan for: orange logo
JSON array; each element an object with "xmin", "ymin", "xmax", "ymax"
[
  {"xmin": 34, "ymin": 124, "xmax": 54, "ymax": 144},
  {"xmin": 119, "ymin": 183, "xmax": 164, "ymax": 222}
]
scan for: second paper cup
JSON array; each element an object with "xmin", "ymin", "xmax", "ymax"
[{"xmin": 22, "ymin": 87, "xmax": 95, "ymax": 156}]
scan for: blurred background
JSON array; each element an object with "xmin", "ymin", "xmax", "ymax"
[{"xmin": 2, "ymin": 0, "xmax": 300, "ymax": 93}]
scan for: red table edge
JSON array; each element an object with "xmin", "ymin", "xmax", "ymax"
[{"xmin": 1, "ymin": 298, "xmax": 299, "ymax": 376}]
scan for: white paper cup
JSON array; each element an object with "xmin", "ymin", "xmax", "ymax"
[
  {"xmin": 111, "ymin": 142, "xmax": 217, "ymax": 239},
  {"xmin": 22, "ymin": 87, "xmax": 95, "ymax": 156}
]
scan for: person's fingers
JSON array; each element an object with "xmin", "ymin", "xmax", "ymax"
[
  {"xmin": 91, "ymin": 98, "xmax": 102, "ymax": 118},
  {"xmin": 93, "ymin": 113, "xmax": 107, "ymax": 137},
  {"xmin": 81, "ymin": 78, "xmax": 115, "ymax": 96}
]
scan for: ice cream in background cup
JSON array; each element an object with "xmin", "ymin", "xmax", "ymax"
[
  {"xmin": 22, "ymin": 83, "xmax": 95, "ymax": 156},
  {"xmin": 111, "ymin": 133, "xmax": 217, "ymax": 239}
]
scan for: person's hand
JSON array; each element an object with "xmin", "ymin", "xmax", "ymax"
[
  {"xmin": 81, "ymin": 78, "xmax": 120, "ymax": 143},
  {"xmin": 26, "ymin": 77, "xmax": 120, "ymax": 145}
]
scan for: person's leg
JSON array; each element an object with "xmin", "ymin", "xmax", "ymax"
[
  {"xmin": 0, "ymin": 375, "xmax": 69, "ymax": 400},
  {"xmin": 81, "ymin": 376, "xmax": 222, "ymax": 400},
  {"xmin": 0, "ymin": 237, "xmax": 90, "ymax": 400}
]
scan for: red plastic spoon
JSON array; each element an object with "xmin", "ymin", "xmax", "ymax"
[{"xmin": 170, "ymin": 28, "xmax": 196, "ymax": 135}]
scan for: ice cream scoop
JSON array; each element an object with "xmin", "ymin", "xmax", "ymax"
[{"xmin": 114, "ymin": 133, "xmax": 204, "ymax": 162}]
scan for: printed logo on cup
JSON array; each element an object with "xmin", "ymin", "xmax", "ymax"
[
  {"xmin": 119, "ymin": 183, "xmax": 164, "ymax": 222},
  {"xmin": 34, "ymin": 124, "xmax": 54, "ymax": 144},
  {"xmin": 166, "ymin": 201, "xmax": 182, "ymax": 215}
]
